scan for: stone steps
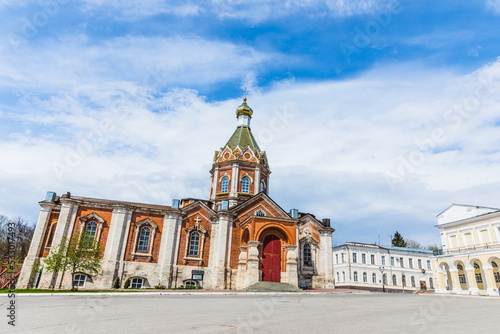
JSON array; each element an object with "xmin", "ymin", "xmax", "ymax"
[{"xmin": 245, "ymin": 281, "xmax": 302, "ymax": 292}]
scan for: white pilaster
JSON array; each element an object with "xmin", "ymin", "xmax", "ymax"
[
  {"xmin": 254, "ymin": 167, "xmax": 261, "ymax": 194},
  {"xmin": 209, "ymin": 212, "xmax": 232, "ymax": 289},
  {"xmin": 18, "ymin": 204, "xmax": 53, "ymax": 288},
  {"xmin": 158, "ymin": 212, "xmax": 183, "ymax": 287}
]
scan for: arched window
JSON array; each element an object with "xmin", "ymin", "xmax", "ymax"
[
  {"xmin": 241, "ymin": 177, "xmax": 250, "ymax": 193},
  {"xmin": 429, "ymin": 277, "xmax": 434, "ymax": 289},
  {"xmin": 363, "ymin": 272, "xmax": 367, "ymax": 283},
  {"xmin": 457, "ymin": 264, "xmax": 467, "ymax": 289},
  {"xmin": 474, "ymin": 262, "xmax": 484, "ymax": 289},
  {"xmin": 383, "ymin": 273, "xmax": 387, "ymax": 285},
  {"xmin": 256, "ymin": 209, "xmax": 266, "ymax": 217},
  {"xmin": 188, "ymin": 231, "xmax": 201, "ymax": 256},
  {"xmin": 221, "ymin": 177, "xmax": 229, "ymax": 193},
  {"xmin": 342, "ymin": 271, "xmax": 346, "ymax": 282},
  {"xmin": 402, "ymin": 274, "xmax": 406, "ymax": 287},
  {"xmin": 337, "ymin": 272, "xmax": 340, "ymax": 282},
  {"xmin": 137, "ymin": 226, "xmax": 151, "ymax": 252},
  {"xmin": 353, "ymin": 271, "xmax": 358, "ymax": 282},
  {"xmin": 131, "ymin": 277, "xmax": 144, "ymax": 288},
  {"xmin": 411, "ymin": 276, "xmax": 416, "ymax": 287},
  {"xmin": 392, "ymin": 274, "xmax": 397, "ymax": 286},
  {"xmin": 73, "ymin": 274, "xmax": 87, "ymax": 287},
  {"xmin": 82, "ymin": 221, "xmax": 97, "ymax": 247},
  {"xmin": 372, "ymin": 273, "xmax": 377, "ymax": 284},
  {"xmin": 492, "ymin": 261, "xmax": 500, "ymax": 285},
  {"xmin": 303, "ymin": 244, "xmax": 312, "ymax": 266}
]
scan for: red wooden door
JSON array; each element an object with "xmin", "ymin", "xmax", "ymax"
[{"xmin": 262, "ymin": 235, "xmax": 281, "ymax": 282}]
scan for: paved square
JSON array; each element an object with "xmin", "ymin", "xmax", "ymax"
[{"xmin": 3, "ymin": 293, "xmax": 499, "ymax": 333}]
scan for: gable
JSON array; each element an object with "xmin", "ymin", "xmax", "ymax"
[
  {"xmin": 231, "ymin": 193, "xmax": 291, "ymax": 221},
  {"xmin": 437, "ymin": 204, "xmax": 500, "ymax": 225}
]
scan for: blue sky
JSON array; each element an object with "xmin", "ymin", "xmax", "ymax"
[{"xmin": 1, "ymin": 0, "xmax": 500, "ymax": 246}]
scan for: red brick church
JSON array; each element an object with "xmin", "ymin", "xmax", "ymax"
[{"xmin": 18, "ymin": 99, "xmax": 335, "ymax": 290}]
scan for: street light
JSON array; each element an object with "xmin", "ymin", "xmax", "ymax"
[{"xmin": 379, "ymin": 266, "xmax": 385, "ymax": 292}]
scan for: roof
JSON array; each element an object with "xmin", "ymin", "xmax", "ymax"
[{"xmin": 225, "ymin": 125, "xmax": 261, "ymax": 151}]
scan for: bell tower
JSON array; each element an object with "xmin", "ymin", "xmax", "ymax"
[{"xmin": 209, "ymin": 98, "xmax": 271, "ymax": 208}]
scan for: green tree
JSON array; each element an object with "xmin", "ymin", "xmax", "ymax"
[
  {"xmin": 391, "ymin": 231, "xmax": 407, "ymax": 247},
  {"xmin": 44, "ymin": 234, "xmax": 102, "ymax": 290}
]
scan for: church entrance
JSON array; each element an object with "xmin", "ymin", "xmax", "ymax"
[{"xmin": 262, "ymin": 234, "xmax": 281, "ymax": 282}]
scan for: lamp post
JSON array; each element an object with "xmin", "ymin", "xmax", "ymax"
[{"xmin": 379, "ymin": 266, "xmax": 385, "ymax": 292}]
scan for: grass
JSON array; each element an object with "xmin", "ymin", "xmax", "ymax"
[{"xmin": 0, "ymin": 287, "xmax": 203, "ymax": 294}]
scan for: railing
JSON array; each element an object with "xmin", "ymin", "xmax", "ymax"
[{"xmin": 443, "ymin": 243, "xmax": 500, "ymax": 255}]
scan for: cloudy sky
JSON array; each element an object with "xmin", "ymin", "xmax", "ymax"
[{"xmin": 1, "ymin": 0, "xmax": 500, "ymax": 247}]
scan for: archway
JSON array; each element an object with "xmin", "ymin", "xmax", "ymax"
[
  {"xmin": 261, "ymin": 234, "xmax": 281, "ymax": 282},
  {"xmin": 456, "ymin": 262, "xmax": 468, "ymax": 290},
  {"xmin": 492, "ymin": 259, "xmax": 500, "ymax": 288},
  {"xmin": 473, "ymin": 261, "xmax": 485, "ymax": 290}
]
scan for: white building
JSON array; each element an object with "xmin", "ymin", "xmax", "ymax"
[
  {"xmin": 435, "ymin": 204, "xmax": 500, "ymax": 296},
  {"xmin": 333, "ymin": 242, "xmax": 436, "ymax": 292}
]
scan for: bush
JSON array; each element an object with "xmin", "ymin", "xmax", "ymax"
[
  {"xmin": 154, "ymin": 283, "xmax": 166, "ymax": 289},
  {"xmin": 123, "ymin": 278, "xmax": 130, "ymax": 289},
  {"xmin": 113, "ymin": 277, "xmax": 120, "ymax": 289}
]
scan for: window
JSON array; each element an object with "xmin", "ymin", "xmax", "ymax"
[
  {"xmin": 390, "ymin": 257, "xmax": 395, "ymax": 266},
  {"xmin": 353, "ymin": 253, "xmax": 357, "ymax": 263},
  {"xmin": 363, "ymin": 272, "xmax": 367, "ymax": 283},
  {"xmin": 429, "ymin": 278, "xmax": 434, "ymax": 289},
  {"xmin": 392, "ymin": 274, "xmax": 397, "ymax": 286},
  {"xmin": 336, "ymin": 254, "xmax": 339, "ymax": 264},
  {"xmin": 303, "ymin": 244, "xmax": 312, "ymax": 266},
  {"xmin": 137, "ymin": 226, "xmax": 151, "ymax": 252},
  {"xmin": 353, "ymin": 271, "xmax": 358, "ymax": 282},
  {"xmin": 400, "ymin": 257, "xmax": 404, "ymax": 268},
  {"xmin": 241, "ymin": 177, "xmax": 250, "ymax": 193},
  {"xmin": 221, "ymin": 177, "xmax": 229, "ymax": 193},
  {"xmin": 381, "ymin": 256, "xmax": 386, "ymax": 266},
  {"xmin": 256, "ymin": 209, "xmax": 266, "ymax": 217},
  {"xmin": 342, "ymin": 272, "xmax": 346, "ymax": 282},
  {"xmin": 82, "ymin": 221, "xmax": 97, "ymax": 247},
  {"xmin": 493, "ymin": 261, "xmax": 500, "ymax": 283},
  {"xmin": 371, "ymin": 254, "xmax": 375, "ymax": 265},
  {"xmin": 411, "ymin": 276, "xmax": 416, "ymax": 287},
  {"xmin": 409, "ymin": 258, "xmax": 413, "ymax": 268},
  {"xmin": 341, "ymin": 253, "xmax": 345, "ymax": 263},
  {"xmin": 131, "ymin": 277, "xmax": 144, "ymax": 288},
  {"xmin": 383, "ymin": 273, "xmax": 387, "ymax": 285},
  {"xmin": 337, "ymin": 272, "xmax": 340, "ymax": 282},
  {"xmin": 457, "ymin": 264, "xmax": 467, "ymax": 284},
  {"xmin": 362, "ymin": 254, "xmax": 366, "ymax": 264},
  {"xmin": 427, "ymin": 260, "xmax": 431, "ymax": 270},
  {"xmin": 402, "ymin": 274, "xmax": 406, "ymax": 287},
  {"xmin": 418, "ymin": 259, "xmax": 422, "ymax": 269},
  {"xmin": 184, "ymin": 280, "xmax": 197, "ymax": 288},
  {"xmin": 474, "ymin": 263, "xmax": 483, "ymax": 284},
  {"xmin": 73, "ymin": 274, "xmax": 86, "ymax": 287},
  {"xmin": 372, "ymin": 273, "xmax": 377, "ymax": 284},
  {"xmin": 188, "ymin": 231, "xmax": 200, "ymax": 256}
]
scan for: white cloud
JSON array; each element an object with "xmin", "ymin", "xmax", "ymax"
[
  {"xmin": 80, "ymin": 0, "xmax": 397, "ymax": 21},
  {"xmin": 485, "ymin": 0, "xmax": 500, "ymax": 14}
]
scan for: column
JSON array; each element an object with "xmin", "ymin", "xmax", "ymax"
[
  {"xmin": 449, "ymin": 269, "xmax": 461, "ymax": 293},
  {"xmin": 284, "ymin": 245, "xmax": 298, "ymax": 286},
  {"xmin": 465, "ymin": 266, "xmax": 478, "ymax": 294},
  {"xmin": 100, "ymin": 207, "xmax": 131, "ymax": 289},
  {"xmin": 157, "ymin": 212, "xmax": 183, "ymax": 288},
  {"xmin": 315, "ymin": 229, "xmax": 335, "ymax": 288},
  {"xmin": 236, "ymin": 246, "xmax": 248, "ymax": 290},
  {"xmin": 210, "ymin": 166, "xmax": 219, "ymax": 200},
  {"xmin": 482, "ymin": 266, "xmax": 498, "ymax": 296},
  {"xmin": 253, "ymin": 167, "xmax": 260, "ymax": 194},
  {"xmin": 208, "ymin": 212, "xmax": 232, "ymax": 289},
  {"xmin": 17, "ymin": 204, "xmax": 53, "ymax": 288},
  {"xmin": 246, "ymin": 241, "xmax": 260, "ymax": 287}
]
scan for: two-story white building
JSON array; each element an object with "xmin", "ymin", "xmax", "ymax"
[
  {"xmin": 333, "ymin": 242, "xmax": 436, "ymax": 292},
  {"xmin": 435, "ymin": 204, "xmax": 500, "ymax": 296}
]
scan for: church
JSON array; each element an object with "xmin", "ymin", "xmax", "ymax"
[{"xmin": 18, "ymin": 99, "xmax": 335, "ymax": 290}]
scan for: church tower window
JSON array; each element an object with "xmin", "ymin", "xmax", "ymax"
[
  {"xmin": 188, "ymin": 231, "xmax": 201, "ymax": 256},
  {"xmin": 259, "ymin": 181, "xmax": 266, "ymax": 192},
  {"xmin": 241, "ymin": 177, "xmax": 250, "ymax": 193},
  {"xmin": 221, "ymin": 177, "xmax": 229, "ymax": 193}
]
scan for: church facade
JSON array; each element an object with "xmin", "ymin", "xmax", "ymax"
[{"xmin": 18, "ymin": 99, "xmax": 335, "ymax": 290}]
